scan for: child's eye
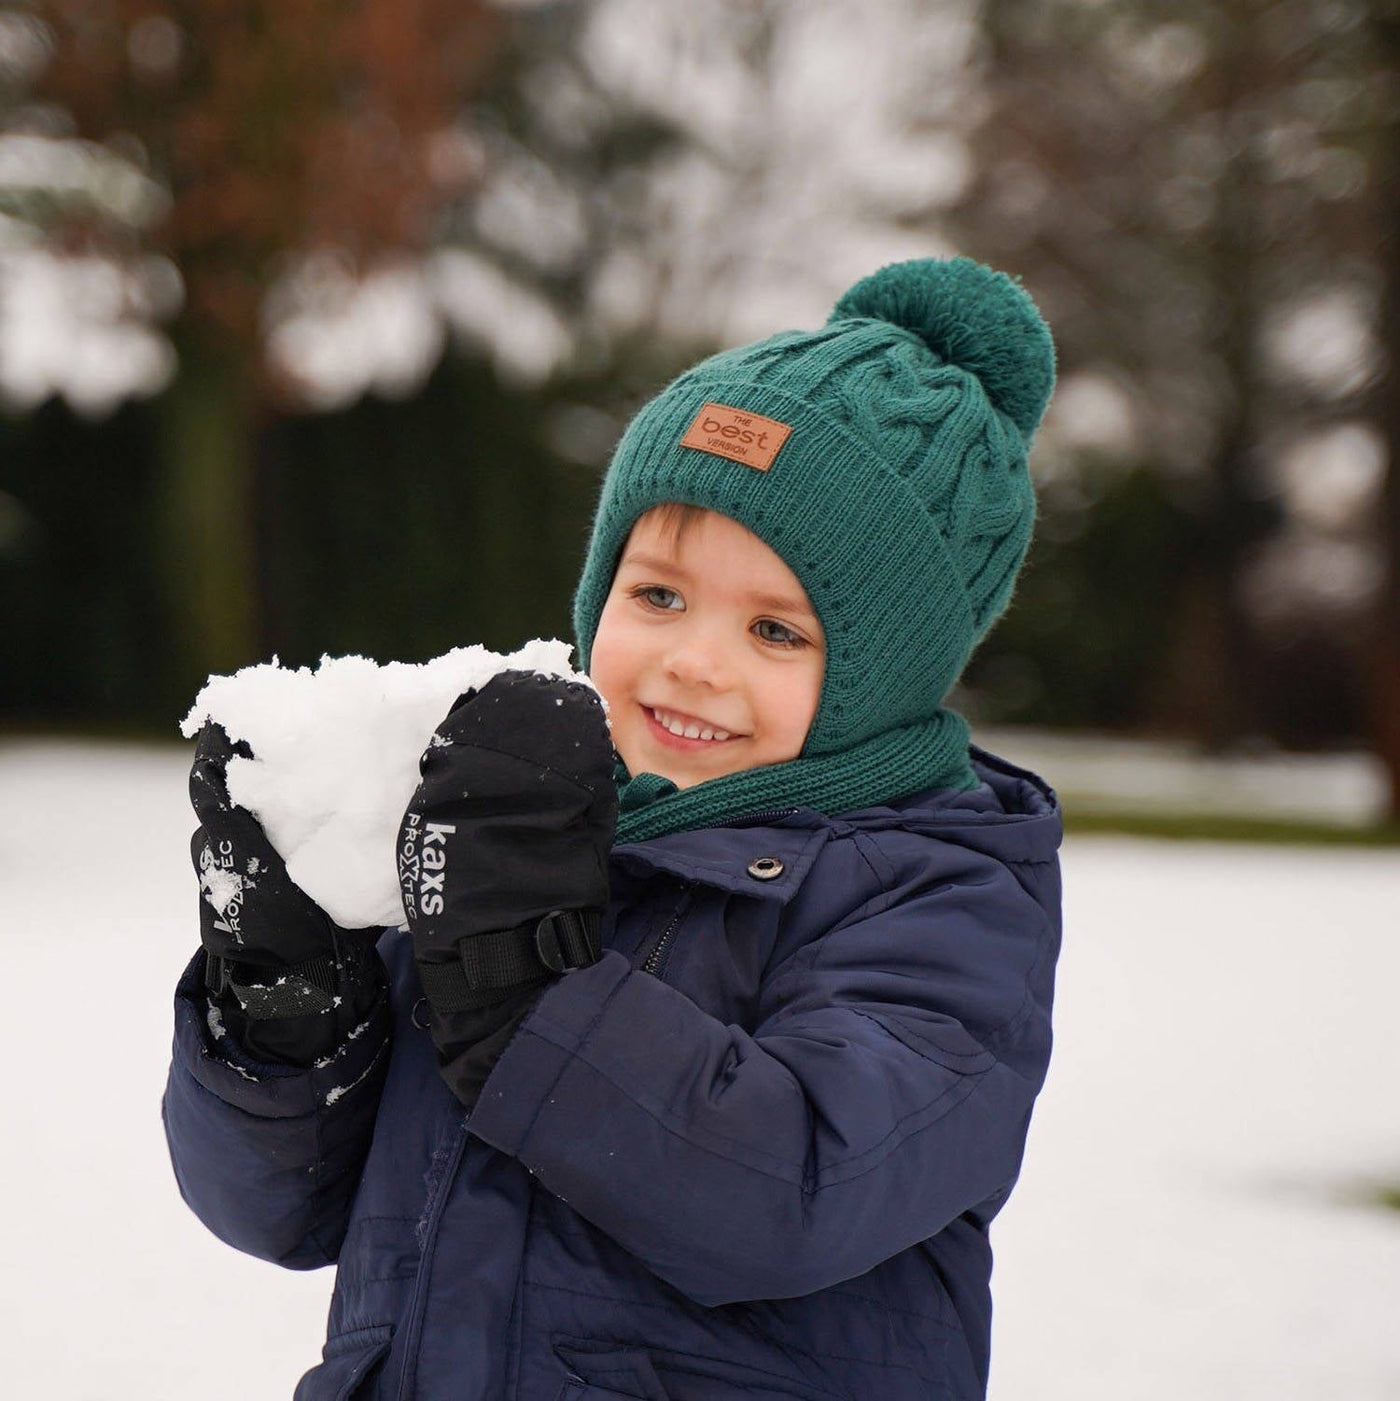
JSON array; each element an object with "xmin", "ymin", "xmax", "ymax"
[
  {"xmin": 753, "ymin": 618, "xmax": 805, "ymax": 648},
  {"xmin": 633, "ymin": 585, "xmax": 684, "ymax": 612}
]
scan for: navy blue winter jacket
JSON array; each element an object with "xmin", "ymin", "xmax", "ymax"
[{"xmin": 162, "ymin": 749, "xmax": 1062, "ymax": 1400}]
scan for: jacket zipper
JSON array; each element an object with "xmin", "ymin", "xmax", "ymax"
[
  {"xmin": 393, "ymin": 1120, "xmax": 469, "ymax": 1399},
  {"xmin": 696, "ymin": 806, "xmax": 797, "ymax": 830},
  {"xmin": 393, "ymin": 810, "xmax": 796, "ymax": 1391},
  {"xmin": 635, "ymin": 809, "xmax": 798, "ymax": 979},
  {"xmin": 640, "ymin": 885, "xmax": 693, "ymax": 979}
]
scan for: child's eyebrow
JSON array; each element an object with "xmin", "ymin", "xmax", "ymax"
[
  {"xmin": 747, "ymin": 590, "xmax": 819, "ymax": 621},
  {"xmin": 618, "ymin": 551, "xmax": 686, "ymax": 576}
]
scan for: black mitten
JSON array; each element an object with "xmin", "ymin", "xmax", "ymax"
[
  {"xmin": 397, "ymin": 671, "xmax": 617, "ymax": 1105},
  {"xmin": 190, "ymin": 720, "xmax": 384, "ymax": 1065}
]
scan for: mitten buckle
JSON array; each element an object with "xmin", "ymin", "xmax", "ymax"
[
  {"xmin": 534, "ymin": 909, "xmax": 601, "ymax": 973},
  {"xmin": 204, "ymin": 951, "xmax": 232, "ymax": 997},
  {"xmin": 418, "ymin": 911, "xmax": 602, "ymax": 1016}
]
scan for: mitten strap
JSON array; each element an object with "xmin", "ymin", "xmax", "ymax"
[
  {"xmin": 416, "ymin": 909, "xmax": 600, "ymax": 1014},
  {"xmin": 204, "ymin": 950, "xmax": 342, "ymax": 1019}
]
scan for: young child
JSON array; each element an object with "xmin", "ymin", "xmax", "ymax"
[{"xmin": 164, "ymin": 256, "xmax": 1063, "ymax": 1401}]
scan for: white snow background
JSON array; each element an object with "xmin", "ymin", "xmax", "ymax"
[{"xmin": 2, "ymin": 738, "xmax": 1398, "ymax": 1398}]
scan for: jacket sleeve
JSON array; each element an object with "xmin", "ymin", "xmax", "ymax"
[
  {"xmin": 160, "ymin": 944, "xmax": 392, "ymax": 1270},
  {"xmin": 467, "ymin": 834, "xmax": 1060, "ymax": 1307}
]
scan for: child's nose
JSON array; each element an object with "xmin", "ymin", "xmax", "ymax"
[{"xmin": 663, "ymin": 632, "xmax": 733, "ymax": 690}]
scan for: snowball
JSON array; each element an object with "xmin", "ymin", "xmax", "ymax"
[{"xmin": 180, "ymin": 640, "xmax": 592, "ymax": 929}]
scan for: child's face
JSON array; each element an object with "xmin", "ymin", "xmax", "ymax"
[{"xmin": 590, "ymin": 507, "xmax": 825, "ymax": 790}]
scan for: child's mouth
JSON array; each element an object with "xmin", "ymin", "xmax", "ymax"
[{"xmin": 644, "ymin": 706, "xmax": 738, "ymax": 747}]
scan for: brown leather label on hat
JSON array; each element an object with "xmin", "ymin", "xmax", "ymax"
[{"xmin": 679, "ymin": 402, "xmax": 792, "ymax": 471}]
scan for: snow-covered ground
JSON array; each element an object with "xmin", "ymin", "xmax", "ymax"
[
  {"xmin": 3, "ymin": 738, "xmax": 1398, "ymax": 1399},
  {"xmin": 976, "ymin": 725, "xmax": 1391, "ymax": 827}
]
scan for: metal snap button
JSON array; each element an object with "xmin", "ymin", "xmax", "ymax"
[{"xmin": 747, "ymin": 856, "xmax": 784, "ymax": 880}]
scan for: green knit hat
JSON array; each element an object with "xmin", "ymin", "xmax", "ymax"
[{"xmin": 574, "ymin": 255, "xmax": 1055, "ymax": 766}]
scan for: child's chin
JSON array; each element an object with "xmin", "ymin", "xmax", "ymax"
[
  {"xmin": 643, "ymin": 762, "xmax": 700, "ymax": 790},
  {"xmin": 633, "ymin": 752, "xmax": 738, "ymax": 790}
]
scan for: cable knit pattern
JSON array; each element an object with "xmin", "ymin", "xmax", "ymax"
[{"xmin": 573, "ymin": 257, "xmax": 1055, "ymax": 839}]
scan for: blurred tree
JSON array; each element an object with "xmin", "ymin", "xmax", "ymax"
[
  {"xmin": 957, "ymin": 0, "xmax": 1399, "ymax": 814},
  {"xmin": 436, "ymin": 0, "xmax": 760, "ymax": 373},
  {"xmin": 24, "ymin": 0, "xmax": 505, "ymax": 688}
]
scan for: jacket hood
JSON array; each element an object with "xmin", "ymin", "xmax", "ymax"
[{"xmin": 862, "ymin": 745, "xmax": 1062, "ymax": 867}]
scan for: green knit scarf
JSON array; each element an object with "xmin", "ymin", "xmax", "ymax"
[{"xmin": 613, "ymin": 706, "xmax": 976, "ymax": 844}]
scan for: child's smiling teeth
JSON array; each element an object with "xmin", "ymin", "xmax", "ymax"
[{"xmin": 649, "ymin": 707, "xmax": 732, "ymax": 742}]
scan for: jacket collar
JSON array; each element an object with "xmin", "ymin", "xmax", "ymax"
[
  {"xmin": 612, "ymin": 811, "xmax": 832, "ymax": 904},
  {"xmin": 609, "ymin": 747, "xmax": 1062, "ymax": 900}
]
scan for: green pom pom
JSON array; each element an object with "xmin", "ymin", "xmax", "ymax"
[{"xmin": 829, "ymin": 256, "xmax": 1056, "ymax": 442}]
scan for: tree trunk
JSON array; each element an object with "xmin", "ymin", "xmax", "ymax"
[
  {"xmin": 155, "ymin": 340, "xmax": 260, "ymax": 700},
  {"xmin": 1370, "ymin": 269, "xmax": 1400, "ymax": 820},
  {"xmin": 1191, "ymin": 45, "xmax": 1271, "ymax": 752},
  {"xmin": 1368, "ymin": 12, "xmax": 1400, "ymax": 823}
]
